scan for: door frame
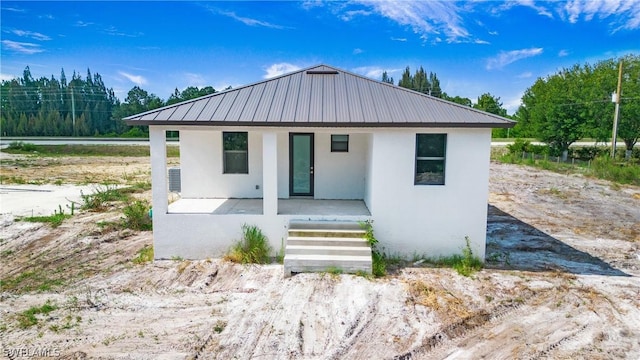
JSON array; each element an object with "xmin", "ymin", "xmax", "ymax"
[{"xmin": 289, "ymin": 133, "xmax": 314, "ymax": 197}]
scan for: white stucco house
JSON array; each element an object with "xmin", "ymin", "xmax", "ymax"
[{"xmin": 125, "ymin": 64, "xmax": 514, "ymax": 272}]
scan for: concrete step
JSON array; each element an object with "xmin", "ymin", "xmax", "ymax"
[
  {"xmin": 286, "ymin": 236, "xmax": 369, "ymax": 247},
  {"xmin": 285, "ymin": 245, "xmax": 372, "ymax": 256},
  {"xmin": 289, "ymin": 220, "xmax": 364, "ymax": 231},
  {"xmin": 284, "ymin": 254, "xmax": 372, "ymax": 276},
  {"xmin": 288, "ymin": 229, "xmax": 366, "ymax": 238}
]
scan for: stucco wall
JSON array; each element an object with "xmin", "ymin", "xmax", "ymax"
[
  {"xmin": 152, "ymin": 126, "xmax": 492, "ymax": 260},
  {"xmin": 367, "ymin": 128, "xmax": 491, "ymax": 258},
  {"xmin": 314, "ymin": 133, "xmax": 367, "ymax": 199},
  {"xmin": 180, "ymin": 130, "xmax": 263, "ymax": 198},
  {"xmin": 180, "ymin": 129, "xmax": 367, "ymax": 200}
]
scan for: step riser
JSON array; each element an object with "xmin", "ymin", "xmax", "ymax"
[
  {"xmin": 287, "ymin": 239, "xmax": 369, "ymax": 247},
  {"xmin": 288, "ymin": 231, "xmax": 365, "ymax": 238},
  {"xmin": 285, "ymin": 265, "xmax": 371, "ymax": 275},
  {"xmin": 285, "ymin": 261, "xmax": 371, "ymax": 270},
  {"xmin": 286, "ymin": 248, "xmax": 371, "ymax": 256}
]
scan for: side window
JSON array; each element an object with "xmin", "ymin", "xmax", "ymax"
[
  {"xmin": 415, "ymin": 134, "xmax": 446, "ymax": 185},
  {"xmin": 331, "ymin": 134, "xmax": 349, "ymax": 152},
  {"xmin": 223, "ymin": 132, "xmax": 248, "ymax": 174}
]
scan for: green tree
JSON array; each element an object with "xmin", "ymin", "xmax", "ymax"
[
  {"xmin": 473, "ymin": 93, "xmax": 507, "ymax": 117},
  {"xmin": 381, "ymin": 71, "xmax": 394, "ymax": 84}
]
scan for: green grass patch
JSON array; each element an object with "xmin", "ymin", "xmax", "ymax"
[
  {"xmin": 122, "ymin": 200, "xmax": 152, "ymax": 231},
  {"xmin": 133, "ymin": 246, "xmax": 154, "ymax": 264},
  {"xmin": 17, "ymin": 300, "xmax": 58, "ymax": 329},
  {"xmin": 21, "ymin": 204, "xmax": 74, "ymax": 228},
  {"xmin": 0, "ymin": 270, "xmax": 65, "ymax": 294},
  {"xmin": 225, "ymin": 224, "xmax": 272, "ymax": 264},
  {"xmin": 81, "ymin": 184, "xmax": 131, "ymax": 211},
  {"xmin": 2, "ymin": 143, "xmax": 180, "ymax": 157},
  {"xmin": 428, "ymin": 237, "xmax": 483, "ymax": 277}
]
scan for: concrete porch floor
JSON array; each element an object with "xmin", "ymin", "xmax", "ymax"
[{"xmin": 167, "ymin": 198, "xmax": 370, "ymax": 216}]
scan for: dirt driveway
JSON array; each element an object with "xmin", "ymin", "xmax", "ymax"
[{"xmin": 0, "ymin": 153, "xmax": 639, "ymax": 359}]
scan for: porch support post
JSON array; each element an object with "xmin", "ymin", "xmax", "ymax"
[
  {"xmin": 262, "ymin": 131, "xmax": 278, "ymax": 216},
  {"xmin": 149, "ymin": 127, "xmax": 168, "ymax": 215}
]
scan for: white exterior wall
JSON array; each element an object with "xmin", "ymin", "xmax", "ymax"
[
  {"xmin": 180, "ymin": 130, "xmax": 263, "ymax": 198},
  {"xmin": 314, "ymin": 133, "xmax": 367, "ymax": 199},
  {"xmin": 150, "ymin": 125, "xmax": 492, "ymax": 260},
  {"xmin": 367, "ymin": 128, "xmax": 491, "ymax": 259}
]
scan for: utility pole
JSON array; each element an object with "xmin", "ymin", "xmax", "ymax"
[
  {"xmin": 71, "ymin": 87, "xmax": 76, "ymax": 136},
  {"xmin": 611, "ymin": 60, "xmax": 623, "ymax": 158}
]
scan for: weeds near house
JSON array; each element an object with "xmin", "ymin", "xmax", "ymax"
[
  {"xmin": 430, "ymin": 237, "xmax": 483, "ymax": 277},
  {"xmin": 407, "ymin": 280, "xmax": 471, "ymax": 321},
  {"xmin": 360, "ymin": 220, "xmax": 386, "ymax": 277},
  {"xmin": 81, "ymin": 185, "xmax": 129, "ymax": 211},
  {"xmin": 133, "ymin": 246, "xmax": 154, "ymax": 264},
  {"xmin": 22, "ymin": 204, "xmax": 73, "ymax": 228},
  {"xmin": 225, "ymin": 224, "xmax": 272, "ymax": 264},
  {"xmin": 122, "ymin": 200, "xmax": 152, "ymax": 231},
  {"xmin": 16, "ymin": 300, "xmax": 58, "ymax": 329}
]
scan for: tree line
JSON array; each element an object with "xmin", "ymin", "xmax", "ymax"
[
  {"xmin": 2, "ymin": 56, "xmax": 638, "ymax": 152},
  {"xmin": 0, "ymin": 66, "xmax": 216, "ymax": 137}
]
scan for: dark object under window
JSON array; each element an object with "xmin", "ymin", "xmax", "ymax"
[
  {"xmin": 331, "ymin": 134, "xmax": 349, "ymax": 152},
  {"xmin": 415, "ymin": 134, "xmax": 446, "ymax": 185},
  {"xmin": 223, "ymin": 132, "xmax": 248, "ymax": 174}
]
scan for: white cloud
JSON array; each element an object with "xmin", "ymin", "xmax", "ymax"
[
  {"xmin": 517, "ymin": 72, "xmax": 533, "ymax": 78},
  {"xmin": 352, "ymin": 66, "xmax": 402, "ymax": 80},
  {"xmin": 486, "ymin": 47, "xmax": 544, "ymax": 70},
  {"xmin": 558, "ymin": 49, "xmax": 569, "ymax": 57},
  {"xmin": 475, "ymin": 39, "xmax": 490, "ymax": 45},
  {"xmin": 496, "ymin": 0, "xmax": 554, "ymax": 18},
  {"xmin": 1, "ymin": 73, "xmax": 18, "ymax": 81},
  {"xmin": 263, "ymin": 63, "xmax": 302, "ymax": 79},
  {"xmin": 104, "ymin": 26, "xmax": 143, "ymax": 37},
  {"xmin": 2, "ymin": 7, "xmax": 25, "ymax": 13},
  {"xmin": 353, "ymin": 48, "xmax": 363, "ymax": 55},
  {"xmin": 558, "ymin": 0, "xmax": 640, "ymax": 30},
  {"xmin": 1, "ymin": 40, "xmax": 44, "ymax": 54},
  {"xmin": 184, "ymin": 72, "xmax": 206, "ymax": 87},
  {"xmin": 503, "ymin": 92, "xmax": 524, "ymax": 114},
  {"xmin": 218, "ymin": 10, "xmax": 286, "ymax": 29},
  {"xmin": 11, "ymin": 29, "xmax": 51, "ymax": 41},
  {"xmin": 75, "ymin": 21, "xmax": 94, "ymax": 27},
  {"xmin": 390, "ymin": 37, "xmax": 407, "ymax": 42},
  {"xmin": 340, "ymin": 9, "xmax": 372, "ymax": 21},
  {"xmin": 352, "ymin": 0, "xmax": 470, "ymax": 43},
  {"xmin": 118, "ymin": 71, "xmax": 148, "ymax": 86},
  {"xmin": 489, "ymin": 30, "xmax": 499, "ymax": 36}
]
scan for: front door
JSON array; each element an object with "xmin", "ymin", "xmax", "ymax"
[{"xmin": 289, "ymin": 133, "xmax": 314, "ymax": 196}]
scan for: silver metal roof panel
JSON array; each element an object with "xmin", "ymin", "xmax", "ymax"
[{"xmin": 124, "ymin": 64, "xmax": 515, "ymax": 128}]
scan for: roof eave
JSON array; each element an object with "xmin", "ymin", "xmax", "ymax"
[{"xmin": 124, "ymin": 120, "xmax": 515, "ymax": 129}]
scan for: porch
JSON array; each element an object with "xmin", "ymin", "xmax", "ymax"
[{"xmin": 167, "ymin": 198, "xmax": 371, "ymax": 216}]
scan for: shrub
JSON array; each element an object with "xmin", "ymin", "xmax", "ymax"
[
  {"xmin": 591, "ymin": 156, "xmax": 640, "ymax": 186},
  {"xmin": 430, "ymin": 237, "xmax": 483, "ymax": 277},
  {"xmin": 7, "ymin": 141, "xmax": 37, "ymax": 152},
  {"xmin": 122, "ymin": 200, "xmax": 152, "ymax": 231},
  {"xmin": 81, "ymin": 185, "xmax": 130, "ymax": 211},
  {"xmin": 226, "ymin": 224, "xmax": 272, "ymax": 264},
  {"xmin": 360, "ymin": 220, "xmax": 386, "ymax": 277}
]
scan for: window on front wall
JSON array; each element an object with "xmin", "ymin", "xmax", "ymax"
[
  {"xmin": 331, "ymin": 134, "xmax": 349, "ymax": 152},
  {"xmin": 223, "ymin": 132, "xmax": 248, "ymax": 174},
  {"xmin": 415, "ymin": 134, "xmax": 446, "ymax": 185}
]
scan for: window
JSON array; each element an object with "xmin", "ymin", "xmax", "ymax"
[
  {"xmin": 331, "ymin": 134, "xmax": 349, "ymax": 152},
  {"xmin": 415, "ymin": 134, "xmax": 446, "ymax": 185},
  {"xmin": 223, "ymin": 132, "xmax": 248, "ymax": 174}
]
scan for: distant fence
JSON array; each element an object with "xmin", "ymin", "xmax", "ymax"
[{"xmin": 518, "ymin": 152, "xmax": 593, "ymax": 167}]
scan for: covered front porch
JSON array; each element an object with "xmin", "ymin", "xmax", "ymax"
[{"xmin": 167, "ymin": 198, "xmax": 371, "ymax": 216}]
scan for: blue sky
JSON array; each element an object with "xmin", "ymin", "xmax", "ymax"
[{"xmin": 1, "ymin": 1, "xmax": 639, "ymax": 114}]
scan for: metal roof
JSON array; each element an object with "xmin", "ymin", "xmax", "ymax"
[{"xmin": 124, "ymin": 64, "xmax": 515, "ymax": 128}]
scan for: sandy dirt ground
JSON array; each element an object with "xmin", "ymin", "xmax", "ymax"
[{"xmin": 1, "ymin": 153, "xmax": 639, "ymax": 359}]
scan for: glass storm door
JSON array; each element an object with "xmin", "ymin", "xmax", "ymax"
[{"xmin": 290, "ymin": 133, "xmax": 314, "ymax": 196}]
